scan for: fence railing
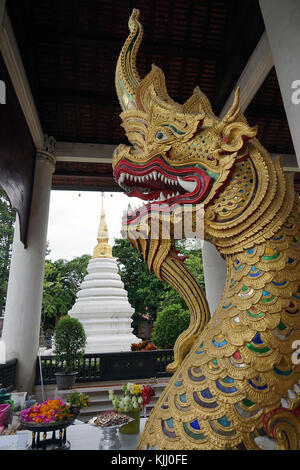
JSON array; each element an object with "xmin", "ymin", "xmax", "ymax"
[
  {"xmin": 0, "ymin": 359, "xmax": 17, "ymax": 391},
  {"xmin": 35, "ymin": 350, "xmax": 174, "ymax": 385}
]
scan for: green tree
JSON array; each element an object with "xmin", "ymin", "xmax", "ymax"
[
  {"xmin": 152, "ymin": 240, "xmax": 206, "ymax": 348},
  {"xmin": 151, "ymin": 303, "xmax": 190, "ymax": 348},
  {"xmin": 0, "ymin": 190, "xmax": 15, "ymax": 314},
  {"xmin": 53, "ymin": 315, "xmax": 87, "ymax": 373},
  {"xmin": 112, "ymin": 238, "xmax": 206, "ymax": 327},
  {"xmin": 176, "ymin": 239, "xmax": 205, "ymax": 291},
  {"xmin": 41, "ymin": 254, "xmax": 90, "ymax": 330},
  {"xmin": 112, "ymin": 238, "xmax": 167, "ymax": 322},
  {"xmin": 158, "ymin": 240, "xmax": 206, "ymax": 311}
]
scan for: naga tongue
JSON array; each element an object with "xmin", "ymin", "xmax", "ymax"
[{"xmin": 177, "ymin": 176, "xmax": 197, "ymax": 193}]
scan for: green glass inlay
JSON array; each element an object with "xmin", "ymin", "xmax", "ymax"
[
  {"xmin": 242, "ymin": 398, "xmax": 255, "ymax": 407},
  {"xmin": 261, "ymin": 296, "xmax": 275, "ymax": 303},
  {"xmin": 206, "ymin": 169, "xmax": 218, "ymax": 181},
  {"xmin": 246, "ymin": 343, "xmax": 270, "ymax": 354},
  {"xmin": 183, "ymin": 422, "xmax": 205, "ymax": 440},
  {"xmin": 274, "ymin": 366, "xmax": 292, "ymax": 376},
  {"xmin": 218, "ymin": 415, "xmax": 231, "ymax": 427},
  {"xmin": 246, "ymin": 310, "xmax": 264, "ymax": 318},
  {"xmin": 262, "ymin": 252, "xmax": 280, "ymax": 261},
  {"xmin": 212, "ymin": 359, "xmax": 218, "ymax": 365},
  {"xmin": 241, "ymin": 285, "xmax": 249, "ymax": 292},
  {"xmin": 277, "ymin": 321, "xmax": 287, "ymax": 331},
  {"xmin": 162, "ymin": 124, "xmax": 185, "ymax": 135}
]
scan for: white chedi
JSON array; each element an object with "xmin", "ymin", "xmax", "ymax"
[
  {"xmin": 68, "ymin": 193, "xmax": 140, "ymax": 353},
  {"xmin": 68, "ymin": 257, "xmax": 140, "ymax": 353}
]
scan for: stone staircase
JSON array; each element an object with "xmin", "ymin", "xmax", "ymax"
[{"xmin": 54, "ymin": 378, "xmax": 170, "ymax": 422}]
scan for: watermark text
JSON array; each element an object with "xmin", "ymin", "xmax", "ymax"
[{"xmin": 291, "ymin": 80, "xmax": 300, "ymax": 105}]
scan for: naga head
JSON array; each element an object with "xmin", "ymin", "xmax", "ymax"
[{"xmin": 113, "ymin": 9, "xmax": 258, "ymax": 237}]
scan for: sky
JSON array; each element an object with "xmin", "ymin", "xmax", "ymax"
[{"xmin": 46, "ymin": 190, "xmax": 142, "ymax": 261}]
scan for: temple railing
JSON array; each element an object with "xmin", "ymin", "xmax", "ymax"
[
  {"xmin": 35, "ymin": 350, "xmax": 174, "ymax": 385},
  {"xmin": 0, "ymin": 359, "xmax": 17, "ymax": 391}
]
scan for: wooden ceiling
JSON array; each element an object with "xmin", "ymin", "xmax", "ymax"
[{"xmin": 6, "ymin": 0, "xmax": 295, "ymax": 191}]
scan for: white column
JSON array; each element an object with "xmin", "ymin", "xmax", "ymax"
[
  {"xmin": 2, "ymin": 139, "xmax": 56, "ymax": 393},
  {"xmin": 202, "ymin": 241, "xmax": 227, "ymax": 316},
  {"xmin": 259, "ymin": 0, "xmax": 300, "ymax": 165}
]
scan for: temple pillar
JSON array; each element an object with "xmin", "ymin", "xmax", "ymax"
[
  {"xmin": 2, "ymin": 136, "xmax": 56, "ymax": 393},
  {"xmin": 202, "ymin": 241, "xmax": 227, "ymax": 316},
  {"xmin": 259, "ymin": 0, "xmax": 300, "ymax": 164}
]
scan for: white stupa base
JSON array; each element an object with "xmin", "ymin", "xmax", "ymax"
[
  {"xmin": 84, "ymin": 334, "xmax": 140, "ymax": 353},
  {"xmin": 68, "ymin": 257, "xmax": 141, "ymax": 353}
]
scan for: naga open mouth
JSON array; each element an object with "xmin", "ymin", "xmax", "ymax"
[{"xmin": 113, "ymin": 155, "xmax": 214, "ymax": 224}]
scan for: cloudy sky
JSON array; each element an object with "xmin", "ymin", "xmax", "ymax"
[{"xmin": 46, "ymin": 190, "xmax": 142, "ymax": 261}]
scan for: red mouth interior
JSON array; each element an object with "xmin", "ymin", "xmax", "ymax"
[{"xmin": 113, "ymin": 156, "xmax": 213, "ymax": 223}]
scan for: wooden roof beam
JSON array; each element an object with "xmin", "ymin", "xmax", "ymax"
[
  {"xmin": 0, "ymin": 3, "xmax": 44, "ymax": 149},
  {"xmin": 219, "ymin": 32, "xmax": 274, "ymax": 118}
]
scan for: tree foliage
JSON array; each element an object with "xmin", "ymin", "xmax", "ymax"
[
  {"xmin": 42, "ymin": 254, "xmax": 90, "ymax": 330},
  {"xmin": 0, "ymin": 190, "xmax": 15, "ymax": 314},
  {"xmin": 151, "ymin": 303, "xmax": 190, "ymax": 348},
  {"xmin": 112, "ymin": 238, "xmax": 206, "ymax": 331},
  {"xmin": 112, "ymin": 238, "xmax": 167, "ymax": 322},
  {"xmin": 53, "ymin": 315, "xmax": 87, "ymax": 373},
  {"xmin": 151, "ymin": 240, "xmax": 206, "ymax": 347}
]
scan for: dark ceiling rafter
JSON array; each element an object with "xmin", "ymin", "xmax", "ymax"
[{"xmin": 6, "ymin": 0, "xmax": 295, "ymax": 191}]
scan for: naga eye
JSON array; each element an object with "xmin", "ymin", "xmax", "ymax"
[{"xmin": 155, "ymin": 130, "xmax": 168, "ymax": 141}]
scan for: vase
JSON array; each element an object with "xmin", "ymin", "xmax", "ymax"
[{"xmin": 119, "ymin": 408, "xmax": 140, "ymax": 434}]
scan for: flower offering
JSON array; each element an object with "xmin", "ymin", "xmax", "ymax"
[
  {"xmin": 108, "ymin": 383, "xmax": 155, "ymax": 413},
  {"xmin": 20, "ymin": 398, "xmax": 74, "ymax": 424}
]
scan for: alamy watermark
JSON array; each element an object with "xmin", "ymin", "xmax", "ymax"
[
  {"xmin": 292, "ymin": 340, "xmax": 300, "ymax": 365},
  {"xmin": 0, "ymin": 80, "xmax": 5, "ymax": 104},
  {"xmin": 121, "ymin": 203, "xmax": 204, "ymax": 244},
  {"xmin": 291, "ymin": 80, "xmax": 300, "ymax": 105}
]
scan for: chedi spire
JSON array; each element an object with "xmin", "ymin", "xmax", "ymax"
[{"xmin": 92, "ymin": 192, "xmax": 113, "ymax": 259}]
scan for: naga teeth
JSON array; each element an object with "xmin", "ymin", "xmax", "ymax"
[
  {"xmin": 281, "ymin": 398, "xmax": 290, "ymax": 409},
  {"xmin": 294, "ymin": 383, "xmax": 300, "ymax": 393},
  {"xmin": 288, "ymin": 389, "xmax": 297, "ymax": 399},
  {"xmin": 118, "ymin": 171, "xmax": 182, "ymax": 200},
  {"xmin": 177, "ymin": 176, "xmax": 197, "ymax": 193}
]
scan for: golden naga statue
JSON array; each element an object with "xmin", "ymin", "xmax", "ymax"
[{"xmin": 112, "ymin": 10, "xmax": 300, "ymax": 450}]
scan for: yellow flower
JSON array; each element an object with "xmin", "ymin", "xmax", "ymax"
[{"xmin": 131, "ymin": 384, "xmax": 142, "ymax": 395}]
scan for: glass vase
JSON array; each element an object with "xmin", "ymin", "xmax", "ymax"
[{"xmin": 119, "ymin": 407, "xmax": 140, "ymax": 434}]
